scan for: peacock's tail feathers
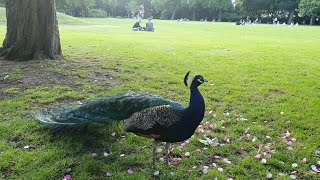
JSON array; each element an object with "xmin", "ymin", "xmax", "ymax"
[
  {"xmin": 32, "ymin": 92, "xmax": 185, "ymax": 130},
  {"xmin": 31, "ymin": 112, "xmax": 76, "ymax": 125}
]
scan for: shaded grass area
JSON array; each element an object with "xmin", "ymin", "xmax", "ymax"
[{"xmin": 0, "ymin": 17, "xmax": 320, "ymax": 179}]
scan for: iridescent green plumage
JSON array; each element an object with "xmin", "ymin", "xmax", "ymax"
[{"xmin": 32, "ymin": 92, "xmax": 185, "ymax": 130}]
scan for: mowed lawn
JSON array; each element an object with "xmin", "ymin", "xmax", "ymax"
[{"xmin": 0, "ymin": 17, "xmax": 320, "ymax": 179}]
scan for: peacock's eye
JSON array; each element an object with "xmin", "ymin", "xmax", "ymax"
[{"xmin": 197, "ymin": 78, "xmax": 204, "ymax": 83}]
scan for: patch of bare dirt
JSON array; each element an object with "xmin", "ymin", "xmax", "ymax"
[
  {"xmin": 266, "ymin": 89, "xmax": 287, "ymax": 99},
  {"xmin": 0, "ymin": 58, "xmax": 122, "ymax": 100}
]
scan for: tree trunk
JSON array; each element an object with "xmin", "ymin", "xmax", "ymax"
[
  {"xmin": 217, "ymin": 9, "xmax": 222, "ymax": 22},
  {"xmin": 170, "ymin": 6, "xmax": 177, "ymax": 20},
  {"xmin": 287, "ymin": 10, "xmax": 294, "ymax": 24},
  {"xmin": 192, "ymin": 9, "xmax": 196, "ymax": 21},
  {"xmin": 0, "ymin": 0, "xmax": 62, "ymax": 61},
  {"xmin": 310, "ymin": 15, "xmax": 316, "ymax": 25}
]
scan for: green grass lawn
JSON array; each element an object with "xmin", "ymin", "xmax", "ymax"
[{"xmin": 0, "ymin": 15, "xmax": 320, "ymax": 179}]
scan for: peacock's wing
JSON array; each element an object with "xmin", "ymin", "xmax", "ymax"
[
  {"xmin": 32, "ymin": 91, "xmax": 186, "ymax": 130},
  {"xmin": 123, "ymin": 105, "xmax": 184, "ymax": 135}
]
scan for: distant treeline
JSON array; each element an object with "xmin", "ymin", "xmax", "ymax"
[{"xmin": 0, "ymin": 0, "xmax": 319, "ymax": 25}]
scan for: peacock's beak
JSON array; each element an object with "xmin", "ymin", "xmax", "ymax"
[{"xmin": 203, "ymin": 79, "xmax": 208, "ymax": 82}]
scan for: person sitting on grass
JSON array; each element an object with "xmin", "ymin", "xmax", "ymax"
[
  {"xmin": 132, "ymin": 19, "xmax": 143, "ymax": 31},
  {"xmin": 145, "ymin": 18, "xmax": 154, "ymax": 32}
]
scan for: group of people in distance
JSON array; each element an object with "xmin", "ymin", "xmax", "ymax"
[
  {"xmin": 236, "ymin": 16, "xmax": 260, "ymax": 25},
  {"xmin": 132, "ymin": 18, "xmax": 154, "ymax": 32}
]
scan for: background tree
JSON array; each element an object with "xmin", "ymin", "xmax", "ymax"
[
  {"xmin": 51, "ymin": 0, "xmax": 320, "ymax": 24},
  {"xmin": 106, "ymin": 0, "xmax": 120, "ymax": 16},
  {"xmin": 126, "ymin": 0, "xmax": 138, "ymax": 17},
  {"xmin": 94, "ymin": 0, "xmax": 109, "ymax": 13},
  {"xmin": 278, "ymin": 0, "xmax": 300, "ymax": 24},
  {"xmin": 64, "ymin": 0, "xmax": 95, "ymax": 17},
  {"xmin": 186, "ymin": 0, "xmax": 204, "ymax": 20},
  {"xmin": 236, "ymin": 0, "xmax": 271, "ymax": 19},
  {"xmin": 236, "ymin": 0, "xmax": 301, "ymax": 24},
  {"xmin": 136, "ymin": 0, "xmax": 153, "ymax": 18},
  {"xmin": 299, "ymin": 0, "xmax": 320, "ymax": 25},
  {"xmin": 207, "ymin": 0, "xmax": 233, "ymax": 21},
  {"xmin": 151, "ymin": 0, "xmax": 183, "ymax": 20},
  {"xmin": 0, "ymin": 0, "xmax": 62, "ymax": 61}
]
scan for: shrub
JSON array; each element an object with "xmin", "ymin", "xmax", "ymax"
[{"xmin": 88, "ymin": 9, "xmax": 107, "ymax": 18}]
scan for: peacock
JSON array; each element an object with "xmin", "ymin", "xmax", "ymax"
[{"xmin": 32, "ymin": 71, "xmax": 207, "ymax": 165}]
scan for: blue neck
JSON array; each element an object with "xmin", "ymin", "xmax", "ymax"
[{"xmin": 186, "ymin": 86, "xmax": 205, "ymax": 123}]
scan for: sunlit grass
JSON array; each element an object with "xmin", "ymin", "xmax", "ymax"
[{"xmin": 0, "ymin": 17, "xmax": 320, "ymax": 179}]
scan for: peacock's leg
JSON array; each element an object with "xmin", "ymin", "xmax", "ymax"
[
  {"xmin": 165, "ymin": 142, "xmax": 170, "ymax": 165},
  {"xmin": 152, "ymin": 141, "xmax": 159, "ymax": 166}
]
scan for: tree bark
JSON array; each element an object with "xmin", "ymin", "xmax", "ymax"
[
  {"xmin": 170, "ymin": 6, "xmax": 177, "ymax": 20},
  {"xmin": 287, "ymin": 10, "xmax": 294, "ymax": 24},
  {"xmin": 310, "ymin": 15, "xmax": 316, "ymax": 25},
  {"xmin": 0, "ymin": 0, "xmax": 62, "ymax": 61},
  {"xmin": 192, "ymin": 9, "xmax": 196, "ymax": 21},
  {"xmin": 217, "ymin": 9, "xmax": 222, "ymax": 22}
]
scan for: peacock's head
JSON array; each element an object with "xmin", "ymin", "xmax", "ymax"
[{"xmin": 184, "ymin": 71, "xmax": 207, "ymax": 88}]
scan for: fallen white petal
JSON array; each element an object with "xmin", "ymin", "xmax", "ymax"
[
  {"xmin": 311, "ymin": 165, "xmax": 320, "ymax": 173},
  {"xmin": 266, "ymin": 173, "xmax": 272, "ymax": 179},
  {"xmin": 285, "ymin": 131, "xmax": 290, "ymax": 137},
  {"xmin": 185, "ymin": 152, "xmax": 190, "ymax": 157},
  {"xmin": 154, "ymin": 171, "xmax": 160, "ymax": 176},
  {"xmin": 3, "ymin": 75, "xmax": 9, "ymax": 80},
  {"xmin": 103, "ymin": 152, "xmax": 111, "ymax": 157},
  {"xmin": 203, "ymin": 168, "xmax": 208, "ymax": 174},
  {"xmin": 198, "ymin": 137, "xmax": 220, "ymax": 147},
  {"xmin": 212, "ymin": 162, "xmax": 217, "ymax": 167},
  {"xmin": 223, "ymin": 158, "xmax": 232, "ymax": 164},
  {"xmin": 289, "ymin": 175, "xmax": 297, "ymax": 179},
  {"xmin": 252, "ymin": 136, "xmax": 258, "ymax": 142}
]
